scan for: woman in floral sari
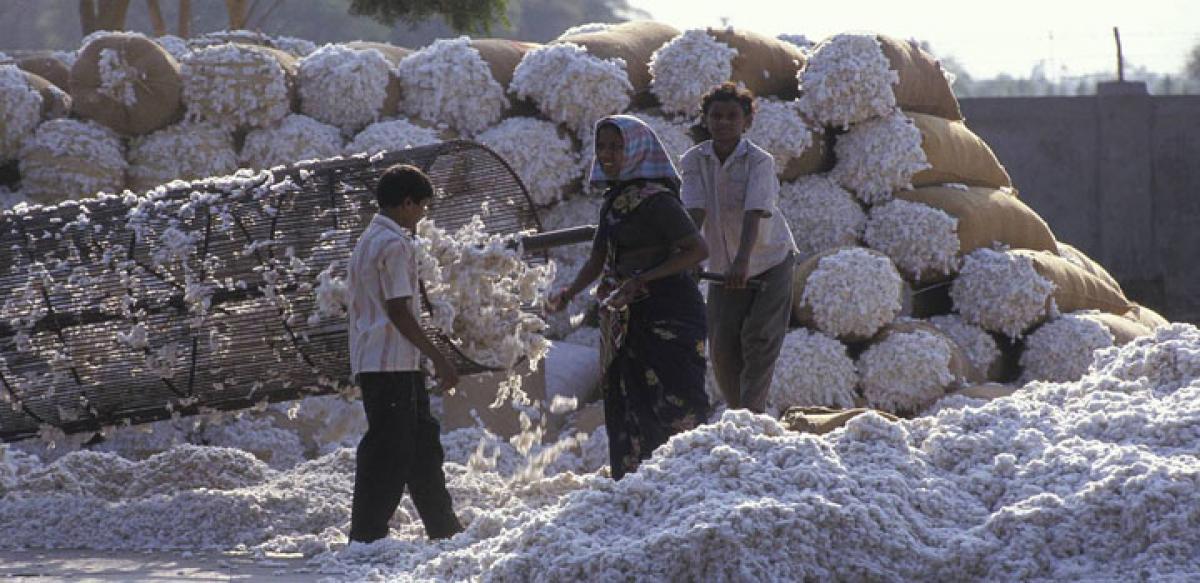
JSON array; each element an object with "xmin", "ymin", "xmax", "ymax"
[{"xmin": 547, "ymin": 115, "xmax": 712, "ymax": 480}]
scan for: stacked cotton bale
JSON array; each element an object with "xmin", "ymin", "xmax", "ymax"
[
  {"xmin": 1, "ymin": 65, "xmax": 45, "ymax": 163},
  {"xmin": 476, "ymin": 117, "xmax": 579, "ymax": 207},
  {"xmin": 298, "ymin": 43, "xmax": 397, "ymax": 133},
  {"xmin": 70, "ymin": 32, "xmax": 183, "ymax": 136},
  {"xmin": 127, "ymin": 123, "xmax": 238, "ymax": 192},
  {"xmin": 19, "ymin": 118, "xmax": 126, "ymax": 204},
  {"xmin": 180, "ymin": 43, "xmax": 296, "ymax": 131},
  {"xmin": 239, "ymin": 114, "xmax": 343, "ymax": 170},
  {"xmin": 344, "ymin": 118, "xmax": 443, "ymax": 157}
]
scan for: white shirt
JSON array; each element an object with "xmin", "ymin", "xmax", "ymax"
[
  {"xmin": 347, "ymin": 214, "xmax": 422, "ymax": 374},
  {"xmin": 680, "ymin": 138, "xmax": 797, "ymax": 279}
]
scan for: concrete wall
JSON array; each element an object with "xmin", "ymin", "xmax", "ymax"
[{"xmin": 960, "ymin": 86, "xmax": 1200, "ymax": 324}]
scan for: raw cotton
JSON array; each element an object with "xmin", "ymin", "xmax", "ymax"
[
  {"xmin": 801, "ymin": 247, "xmax": 905, "ymax": 339},
  {"xmin": 951, "ymin": 248, "xmax": 1056, "ymax": 338},
  {"xmin": 298, "ymin": 44, "xmax": 393, "ymax": 132},
  {"xmin": 1020, "ymin": 312, "xmax": 1115, "ymax": 383},
  {"xmin": 19, "ymin": 118, "xmax": 127, "ymax": 204},
  {"xmin": 831, "ymin": 110, "xmax": 929, "ymax": 204},
  {"xmin": 127, "ymin": 122, "xmax": 238, "ymax": 192},
  {"xmin": 273, "ymin": 36, "xmax": 318, "ymax": 58},
  {"xmin": 344, "ymin": 118, "xmax": 442, "ymax": 157},
  {"xmin": 863, "ymin": 198, "xmax": 960, "ymax": 280},
  {"xmin": 181, "ymin": 43, "xmax": 292, "ymax": 130},
  {"xmin": 648, "ymin": 29, "xmax": 737, "ymax": 116},
  {"xmin": 397, "ymin": 37, "xmax": 509, "ymax": 136},
  {"xmin": 155, "ymin": 35, "xmax": 191, "ymax": 61},
  {"xmin": 476, "ymin": 117, "xmax": 579, "ymax": 207},
  {"xmin": 798, "ymin": 33, "xmax": 898, "ymax": 128},
  {"xmin": 557, "ymin": 23, "xmax": 613, "ymax": 38},
  {"xmin": 510, "ymin": 43, "xmax": 632, "ymax": 134},
  {"xmin": 0, "ymin": 64, "xmax": 42, "ymax": 161},
  {"xmin": 859, "ymin": 328, "xmax": 956, "ymax": 414},
  {"xmin": 539, "ymin": 195, "xmax": 604, "ymax": 338},
  {"xmin": 928, "ymin": 314, "xmax": 1000, "ymax": 380},
  {"xmin": 769, "ymin": 328, "xmax": 858, "ymax": 412},
  {"xmin": 778, "ymin": 175, "xmax": 865, "ymax": 260},
  {"xmin": 777, "ymin": 34, "xmax": 815, "ymax": 50},
  {"xmin": 239, "ymin": 114, "xmax": 343, "ymax": 170},
  {"xmin": 746, "ymin": 97, "xmax": 816, "ymax": 174}
]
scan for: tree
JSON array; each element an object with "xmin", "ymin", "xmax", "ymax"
[
  {"xmin": 79, "ymin": 0, "xmax": 132, "ymax": 34},
  {"xmin": 1186, "ymin": 43, "xmax": 1200, "ymax": 82},
  {"xmin": 347, "ymin": 0, "xmax": 509, "ymax": 34}
]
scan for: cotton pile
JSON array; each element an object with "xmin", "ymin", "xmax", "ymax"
[
  {"xmin": 1020, "ymin": 312, "xmax": 1115, "ymax": 383},
  {"xmin": 475, "ymin": 117, "xmax": 578, "ymax": 207},
  {"xmin": 127, "ymin": 122, "xmax": 238, "ymax": 192},
  {"xmin": 18, "ymin": 118, "xmax": 126, "ymax": 203},
  {"xmin": 344, "ymin": 118, "xmax": 442, "ymax": 157},
  {"xmin": 768, "ymin": 328, "xmax": 858, "ymax": 411},
  {"xmin": 181, "ymin": 43, "xmax": 292, "ymax": 130},
  {"xmin": 831, "ymin": 110, "xmax": 929, "ymax": 204},
  {"xmin": 800, "ymin": 248, "xmax": 905, "ymax": 339},
  {"xmin": 510, "ymin": 43, "xmax": 631, "ymax": 133},
  {"xmin": 239, "ymin": 114, "xmax": 343, "ymax": 170},
  {"xmin": 951, "ymin": 248, "xmax": 1055, "ymax": 338},
  {"xmin": 648, "ymin": 29, "xmax": 737, "ymax": 116},
  {"xmin": 864, "ymin": 198, "xmax": 960, "ymax": 280},
  {"xmin": 298, "ymin": 44, "xmax": 393, "ymax": 132},
  {"xmin": 798, "ymin": 33, "xmax": 897, "ymax": 128},
  {"xmin": 746, "ymin": 97, "xmax": 815, "ymax": 173},
  {"xmin": 778, "ymin": 175, "xmax": 865, "ymax": 259},
  {"xmin": 0, "ymin": 64, "xmax": 42, "ymax": 161},
  {"xmin": 397, "ymin": 37, "xmax": 509, "ymax": 135}
]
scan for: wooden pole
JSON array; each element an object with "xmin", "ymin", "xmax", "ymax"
[
  {"xmin": 178, "ymin": 0, "xmax": 191, "ymax": 37},
  {"xmin": 146, "ymin": 0, "xmax": 167, "ymax": 36},
  {"xmin": 1113, "ymin": 26, "xmax": 1125, "ymax": 82}
]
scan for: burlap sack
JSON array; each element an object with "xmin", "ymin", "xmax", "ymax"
[
  {"xmin": 18, "ymin": 55, "xmax": 70, "ymax": 90},
  {"xmin": 471, "ymin": 38, "xmax": 541, "ymax": 89},
  {"xmin": 70, "ymin": 33, "xmax": 183, "ymax": 136},
  {"xmin": 909, "ymin": 112, "xmax": 1012, "ymax": 189},
  {"xmin": 1011, "ymin": 249, "xmax": 1132, "ymax": 316},
  {"xmin": 951, "ymin": 383, "xmax": 1019, "ymax": 401},
  {"xmin": 706, "ymin": 27, "xmax": 806, "ymax": 100},
  {"xmin": 345, "ymin": 41, "xmax": 412, "ymax": 119},
  {"xmin": 896, "ymin": 186, "xmax": 1057, "ymax": 259},
  {"xmin": 1055, "ymin": 242, "xmax": 1123, "ymax": 296},
  {"xmin": 790, "ymin": 247, "xmax": 910, "ymax": 338},
  {"xmin": 779, "ymin": 129, "xmax": 834, "ymax": 181},
  {"xmin": 556, "ymin": 20, "xmax": 681, "ymax": 95},
  {"xmin": 780, "ymin": 406, "xmax": 900, "ymax": 435},
  {"xmin": 1076, "ymin": 311, "xmax": 1152, "ymax": 345},
  {"xmin": 877, "ymin": 35, "xmax": 962, "ymax": 121},
  {"xmin": 875, "ymin": 319, "xmax": 979, "ymax": 384},
  {"xmin": 1125, "ymin": 304, "xmax": 1169, "ymax": 330},
  {"xmin": 22, "ymin": 71, "xmax": 72, "ymax": 119}
]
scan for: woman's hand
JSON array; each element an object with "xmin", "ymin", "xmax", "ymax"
[
  {"xmin": 545, "ymin": 287, "xmax": 574, "ymax": 313},
  {"xmin": 602, "ymin": 277, "xmax": 646, "ymax": 310}
]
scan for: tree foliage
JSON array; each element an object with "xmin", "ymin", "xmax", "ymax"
[{"xmin": 347, "ymin": 0, "xmax": 509, "ymax": 34}]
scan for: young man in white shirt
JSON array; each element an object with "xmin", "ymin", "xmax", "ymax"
[
  {"xmin": 680, "ymin": 83, "xmax": 798, "ymax": 414},
  {"xmin": 346, "ymin": 164, "xmax": 462, "ymax": 543}
]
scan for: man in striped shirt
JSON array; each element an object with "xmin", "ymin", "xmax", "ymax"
[{"xmin": 346, "ymin": 164, "xmax": 462, "ymax": 543}]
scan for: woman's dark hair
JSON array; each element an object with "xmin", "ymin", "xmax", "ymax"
[
  {"xmin": 690, "ymin": 82, "xmax": 757, "ymax": 143},
  {"xmin": 375, "ymin": 164, "xmax": 435, "ymax": 208}
]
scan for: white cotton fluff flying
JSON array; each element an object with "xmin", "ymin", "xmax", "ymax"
[
  {"xmin": 540, "ymin": 194, "xmax": 604, "ymax": 338},
  {"xmin": 181, "ymin": 43, "xmax": 291, "ymax": 130},
  {"xmin": 802, "ymin": 248, "xmax": 905, "ymax": 339},
  {"xmin": 557, "ymin": 23, "xmax": 613, "ymax": 38},
  {"xmin": 798, "ymin": 33, "xmax": 898, "ymax": 128},
  {"xmin": 635, "ymin": 111, "xmax": 694, "ymax": 164},
  {"xmin": 864, "ymin": 198, "xmax": 960, "ymax": 280},
  {"xmin": 831, "ymin": 110, "xmax": 929, "ymax": 204},
  {"xmin": 929, "ymin": 314, "xmax": 1000, "ymax": 379},
  {"xmin": 0, "ymin": 64, "xmax": 42, "ymax": 161},
  {"xmin": 476, "ymin": 117, "xmax": 579, "ymax": 207},
  {"xmin": 951, "ymin": 248, "xmax": 1055, "ymax": 338},
  {"xmin": 298, "ymin": 44, "xmax": 392, "ymax": 132},
  {"xmin": 1020, "ymin": 312, "xmax": 1115, "ymax": 383},
  {"xmin": 397, "ymin": 37, "xmax": 509, "ymax": 136},
  {"xmin": 510, "ymin": 43, "xmax": 632, "ymax": 133},
  {"xmin": 859, "ymin": 328, "xmax": 956, "ymax": 413},
  {"xmin": 648, "ymin": 30, "xmax": 737, "ymax": 116},
  {"xmin": 155, "ymin": 35, "xmax": 191, "ymax": 61},
  {"xmin": 127, "ymin": 123, "xmax": 238, "ymax": 192},
  {"xmin": 747, "ymin": 98, "xmax": 816, "ymax": 173},
  {"xmin": 769, "ymin": 328, "xmax": 858, "ymax": 411},
  {"xmin": 240, "ymin": 114, "xmax": 343, "ymax": 170},
  {"xmin": 779, "ymin": 175, "xmax": 865, "ymax": 260},
  {"xmin": 19, "ymin": 118, "xmax": 126, "ymax": 203},
  {"xmin": 344, "ymin": 118, "xmax": 441, "ymax": 157}
]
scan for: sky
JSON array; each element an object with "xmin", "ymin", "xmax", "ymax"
[{"xmin": 630, "ymin": 0, "xmax": 1200, "ymax": 79}]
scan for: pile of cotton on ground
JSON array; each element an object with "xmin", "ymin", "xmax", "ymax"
[{"xmin": 2, "ymin": 325, "xmax": 1198, "ymax": 580}]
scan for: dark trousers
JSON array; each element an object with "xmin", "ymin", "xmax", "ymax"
[{"xmin": 349, "ymin": 371, "xmax": 461, "ymax": 542}]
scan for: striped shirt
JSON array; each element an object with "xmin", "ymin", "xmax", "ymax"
[{"xmin": 347, "ymin": 214, "xmax": 422, "ymax": 375}]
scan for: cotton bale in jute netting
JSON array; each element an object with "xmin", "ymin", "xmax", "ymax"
[
  {"xmin": 798, "ymin": 33, "xmax": 898, "ymax": 128},
  {"xmin": 70, "ymin": 32, "xmax": 183, "ymax": 136},
  {"xmin": 298, "ymin": 43, "xmax": 394, "ymax": 133},
  {"xmin": 239, "ymin": 114, "xmax": 342, "ymax": 170},
  {"xmin": 1055, "ymin": 241, "xmax": 1123, "ymax": 297},
  {"xmin": 950, "ymin": 248, "xmax": 1056, "ymax": 338},
  {"xmin": 155, "ymin": 35, "xmax": 192, "ymax": 61},
  {"xmin": 23, "ymin": 71, "xmax": 73, "ymax": 119},
  {"xmin": 344, "ymin": 118, "xmax": 442, "ymax": 157},
  {"xmin": 1078, "ymin": 311, "xmax": 1153, "ymax": 345},
  {"xmin": 1019, "ymin": 312, "xmax": 1116, "ymax": 383},
  {"xmin": 864, "ymin": 198, "xmax": 960, "ymax": 283},
  {"xmin": 928, "ymin": 313, "xmax": 1002, "ymax": 382},
  {"xmin": 747, "ymin": 98, "xmax": 825, "ymax": 178},
  {"xmin": 908, "ymin": 112, "xmax": 1012, "ymax": 190},
  {"xmin": 557, "ymin": 20, "xmax": 681, "ymax": 98},
  {"xmin": 897, "ymin": 184, "xmax": 1056, "ymax": 265},
  {"xmin": 17, "ymin": 55, "xmax": 70, "ymax": 90},
  {"xmin": 876, "ymin": 34, "xmax": 962, "ymax": 121},
  {"xmin": 707, "ymin": 27, "xmax": 807, "ymax": 100},
  {"xmin": 476, "ymin": 117, "xmax": 578, "ymax": 207},
  {"xmin": 769, "ymin": 328, "xmax": 859, "ymax": 412},
  {"xmin": 510, "ymin": 43, "xmax": 631, "ymax": 134},
  {"xmin": 19, "ymin": 118, "xmax": 126, "ymax": 204},
  {"xmin": 792, "ymin": 247, "xmax": 907, "ymax": 341},
  {"xmin": 344, "ymin": 41, "xmax": 412, "ymax": 119},
  {"xmin": 127, "ymin": 122, "xmax": 238, "ymax": 192},
  {"xmin": 779, "ymin": 175, "xmax": 865, "ymax": 260},
  {"xmin": 648, "ymin": 29, "xmax": 738, "ymax": 116},
  {"xmin": 396, "ymin": 37, "xmax": 511, "ymax": 136},
  {"xmin": 780, "ymin": 406, "xmax": 899, "ymax": 435},
  {"xmin": 1011, "ymin": 248, "xmax": 1132, "ymax": 317},
  {"xmin": 831, "ymin": 110, "xmax": 929, "ymax": 204},
  {"xmin": 858, "ymin": 321, "xmax": 968, "ymax": 415},
  {"xmin": 272, "ymin": 36, "xmax": 319, "ymax": 58},
  {"xmin": 1126, "ymin": 303, "xmax": 1169, "ymax": 330},
  {"xmin": 0, "ymin": 65, "xmax": 44, "ymax": 162},
  {"xmin": 181, "ymin": 43, "xmax": 296, "ymax": 131}
]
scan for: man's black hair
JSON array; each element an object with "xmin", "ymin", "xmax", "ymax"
[
  {"xmin": 699, "ymin": 82, "xmax": 756, "ymax": 117},
  {"xmin": 375, "ymin": 164, "xmax": 435, "ymax": 208}
]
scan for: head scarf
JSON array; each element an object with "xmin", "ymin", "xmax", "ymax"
[{"xmin": 588, "ymin": 115, "xmax": 680, "ymax": 189}]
